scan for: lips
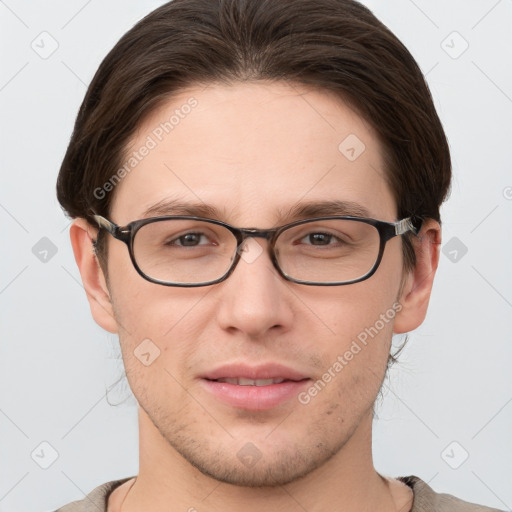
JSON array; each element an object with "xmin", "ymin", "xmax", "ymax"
[{"xmin": 200, "ymin": 363, "xmax": 311, "ymax": 410}]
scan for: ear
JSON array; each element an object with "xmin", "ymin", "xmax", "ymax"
[
  {"xmin": 393, "ymin": 219, "xmax": 441, "ymax": 334},
  {"xmin": 69, "ymin": 218, "xmax": 118, "ymax": 333}
]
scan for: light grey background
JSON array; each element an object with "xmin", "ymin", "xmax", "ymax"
[{"xmin": 1, "ymin": 1, "xmax": 511, "ymax": 511}]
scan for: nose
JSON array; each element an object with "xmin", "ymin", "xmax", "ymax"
[{"xmin": 214, "ymin": 237, "xmax": 294, "ymax": 339}]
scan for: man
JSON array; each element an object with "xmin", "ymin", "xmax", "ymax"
[{"xmin": 54, "ymin": 0, "xmax": 503, "ymax": 510}]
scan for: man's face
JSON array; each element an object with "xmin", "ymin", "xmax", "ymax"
[{"xmin": 102, "ymin": 81, "xmax": 407, "ymax": 486}]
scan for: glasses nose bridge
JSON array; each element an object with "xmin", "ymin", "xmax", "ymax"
[
  {"xmin": 230, "ymin": 227, "xmax": 281, "ymax": 280},
  {"xmin": 237, "ymin": 227, "xmax": 277, "ymax": 244},
  {"xmin": 233, "ymin": 228, "xmax": 278, "ymax": 269}
]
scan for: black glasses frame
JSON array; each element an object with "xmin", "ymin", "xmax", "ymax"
[{"xmin": 92, "ymin": 214, "xmax": 423, "ymax": 287}]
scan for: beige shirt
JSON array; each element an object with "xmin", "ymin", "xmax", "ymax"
[{"xmin": 54, "ymin": 475, "xmax": 504, "ymax": 511}]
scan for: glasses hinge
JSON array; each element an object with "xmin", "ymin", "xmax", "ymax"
[{"xmin": 395, "ymin": 218, "xmax": 415, "ymax": 235}]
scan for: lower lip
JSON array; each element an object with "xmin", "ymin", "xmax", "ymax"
[{"xmin": 200, "ymin": 379, "xmax": 311, "ymax": 410}]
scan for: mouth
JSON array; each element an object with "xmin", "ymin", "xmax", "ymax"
[
  {"xmin": 207, "ymin": 377, "xmax": 301, "ymax": 386},
  {"xmin": 200, "ymin": 364, "xmax": 311, "ymax": 410}
]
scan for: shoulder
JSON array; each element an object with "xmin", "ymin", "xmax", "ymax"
[
  {"xmin": 53, "ymin": 477, "xmax": 134, "ymax": 512},
  {"xmin": 398, "ymin": 475, "xmax": 505, "ymax": 512}
]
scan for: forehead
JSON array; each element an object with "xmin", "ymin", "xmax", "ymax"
[{"xmin": 111, "ymin": 80, "xmax": 396, "ymax": 225}]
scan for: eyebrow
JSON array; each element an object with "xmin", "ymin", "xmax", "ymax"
[
  {"xmin": 141, "ymin": 198, "xmax": 374, "ymax": 223},
  {"xmin": 278, "ymin": 200, "xmax": 373, "ymax": 220},
  {"xmin": 142, "ymin": 198, "xmax": 222, "ymax": 219}
]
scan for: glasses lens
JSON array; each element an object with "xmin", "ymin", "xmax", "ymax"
[
  {"xmin": 275, "ymin": 219, "xmax": 380, "ymax": 283},
  {"xmin": 133, "ymin": 219, "xmax": 237, "ymax": 284}
]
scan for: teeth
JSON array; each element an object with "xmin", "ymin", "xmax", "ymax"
[{"xmin": 216, "ymin": 377, "xmax": 285, "ymax": 386}]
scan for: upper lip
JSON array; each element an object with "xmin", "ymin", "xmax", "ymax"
[{"xmin": 202, "ymin": 363, "xmax": 309, "ymax": 381}]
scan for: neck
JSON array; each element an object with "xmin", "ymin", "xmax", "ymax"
[{"xmin": 114, "ymin": 408, "xmax": 403, "ymax": 512}]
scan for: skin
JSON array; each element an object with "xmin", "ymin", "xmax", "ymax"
[{"xmin": 71, "ymin": 81, "xmax": 440, "ymax": 512}]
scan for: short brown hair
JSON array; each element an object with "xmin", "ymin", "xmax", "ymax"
[{"xmin": 56, "ymin": 0, "xmax": 451, "ymax": 274}]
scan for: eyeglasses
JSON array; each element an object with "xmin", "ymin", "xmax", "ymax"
[{"xmin": 92, "ymin": 214, "xmax": 422, "ymax": 287}]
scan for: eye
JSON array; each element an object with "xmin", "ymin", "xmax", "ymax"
[
  {"xmin": 300, "ymin": 232, "xmax": 338, "ymax": 246},
  {"xmin": 167, "ymin": 232, "xmax": 212, "ymax": 247},
  {"xmin": 297, "ymin": 231, "xmax": 347, "ymax": 246}
]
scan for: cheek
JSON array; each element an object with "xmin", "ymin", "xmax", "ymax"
[
  {"xmin": 108, "ymin": 272, "xmax": 214, "ymax": 390},
  {"xmin": 114, "ymin": 308, "xmax": 202, "ymax": 414},
  {"xmin": 300, "ymin": 276, "xmax": 400, "ymax": 403},
  {"xmin": 308, "ymin": 276, "xmax": 399, "ymax": 346}
]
